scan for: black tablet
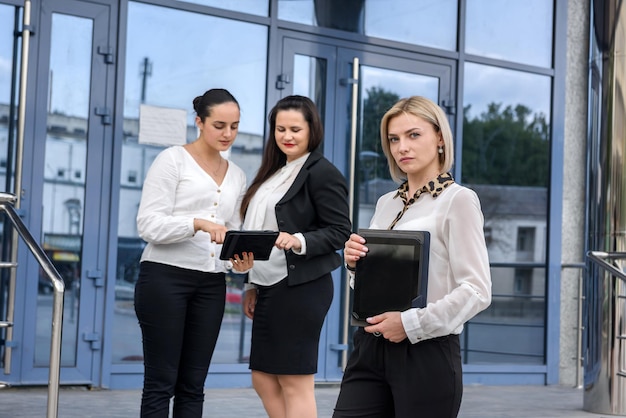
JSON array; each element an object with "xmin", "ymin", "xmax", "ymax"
[
  {"xmin": 219, "ymin": 230, "xmax": 279, "ymax": 261},
  {"xmin": 351, "ymin": 229, "xmax": 430, "ymax": 327}
]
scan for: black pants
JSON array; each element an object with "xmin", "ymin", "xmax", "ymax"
[
  {"xmin": 134, "ymin": 261, "xmax": 226, "ymax": 418},
  {"xmin": 333, "ymin": 330, "xmax": 462, "ymax": 418}
]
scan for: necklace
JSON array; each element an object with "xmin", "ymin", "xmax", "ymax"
[{"xmin": 189, "ymin": 142, "xmax": 224, "ymax": 177}]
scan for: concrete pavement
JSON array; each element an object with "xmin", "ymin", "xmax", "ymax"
[{"xmin": 0, "ymin": 383, "xmax": 614, "ymax": 417}]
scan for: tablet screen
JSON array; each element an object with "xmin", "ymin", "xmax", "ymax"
[
  {"xmin": 351, "ymin": 229, "xmax": 430, "ymax": 326},
  {"xmin": 219, "ymin": 230, "xmax": 279, "ymax": 261}
]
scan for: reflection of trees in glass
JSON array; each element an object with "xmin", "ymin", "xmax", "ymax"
[
  {"xmin": 462, "ymin": 103, "xmax": 549, "ymax": 187},
  {"xmin": 361, "ymin": 87, "xmax": 399, "ymax": 181}
]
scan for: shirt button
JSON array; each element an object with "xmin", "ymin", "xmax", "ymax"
[
  {"xmin": 217, "ymin": 189, "xmax": 221, "ymax": 193},
  {"xmin": 210, "ymin": 253, "xmax": 215, "ymax": 258},
  {"xmin": 213, "ymin": 202, "xmax": 218, "ymax": 206}
]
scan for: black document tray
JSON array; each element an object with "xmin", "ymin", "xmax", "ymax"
[
  {"xmin": 351, "ymin": 229, "xmax": 430, "ymax": 327},
  {"xmin": 219, "ymin": 230, "xmax": 279, "ymax": 261}
]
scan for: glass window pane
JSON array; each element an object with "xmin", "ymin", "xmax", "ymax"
[
  {"xmin": 113, "ymin": 1, "xmax": 268, "ymax": 364},
  {"xmin": 462, "ymin": 62, "xmax": 551, "ymax": 187},
  {"xmin": 0, "ymin": 4, "xmax": 19, "ymax": 194},
  {"xmin": 364, "ymin": 0, "xmax": 457, "ymax": 51},
  {"xmin": 463, "ymin": 62, "xmax": 550, "ymax": 264},
  {"xmin": 278, "ymin": 0, "xmax": 457, "ymax": 51},
  {"xmin": 465, "ymin": 0, "xmax": 553, "ymax": 67},
  {"xmin": 462, "ymin": 62, "xmax": 550, "ymax": 365},
  {"xmin": 0, "ymin": 5, "xmax": 17, "ymax": 105},
  {"xmin": 175, "ymin": 0, "xmax": 268, "ymax": 16},
  {"xmin": 462, "ymin": 267, "xmax": 546, "ymax": 364},
  {"xmin": 278, "ymin": 0, "xmax": 315, "ymax": 25}
]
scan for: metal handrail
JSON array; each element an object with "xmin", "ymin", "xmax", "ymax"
[
  {"xmin": 0, "ymin": 193, "xmax": 65, "ymax": 418},
  {"xmin": 587, "ymin": 250, "xmax": 626, "ymax": 380},
  {"xmin": 587, "ymin": 251, "xmax": 626, "ymax": 281}
]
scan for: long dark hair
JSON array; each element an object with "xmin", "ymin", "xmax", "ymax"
[
  {"xmin": 240, "ymin": 95, "xmax": 324, "ymax": 219},
  {"xmin": 192, "ymin": 88, "xmax": 239, "ymax": 122}
]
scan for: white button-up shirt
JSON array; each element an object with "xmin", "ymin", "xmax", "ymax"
[
  {"xmin": 353, "ymin": 181, "xmax": 492, "ymax": 343},
  {"xmin": 137, "ymin": 146, "xmax": 247, "ymax": 273}
]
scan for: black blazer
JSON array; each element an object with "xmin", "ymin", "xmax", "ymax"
[{"xmin": 275, "ymin": 151, "xmax": 352, "ymax": 286}]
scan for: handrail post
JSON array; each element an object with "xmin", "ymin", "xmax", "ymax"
[{"xmin": 0, "ymin": 193, "xmax": 65, "ymax": 418}]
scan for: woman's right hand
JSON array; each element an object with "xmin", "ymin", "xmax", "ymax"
[
  {"xmin": 193, "ymin": 218, "xmax": 228, "ymax": 243},
  {"xmin": 344, "ymin": 233, "xmax": 368, "ymax": 269},
  {"xmin": 242, "ymin": 288, "xmax": 257, "ymax": 319}
]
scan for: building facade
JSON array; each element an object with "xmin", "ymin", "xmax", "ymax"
[{"xmin": 0, "ymin": 0, "xmax": 592, "ymax": 389}]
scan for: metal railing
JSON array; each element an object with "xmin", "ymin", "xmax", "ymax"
[
  {"xmin": 0, "ymin": 192, "xmax": 65, "ymax": 418},
  {"xmin": 584, "ymin": 251, "xmax": 626, "ymax": 416}
]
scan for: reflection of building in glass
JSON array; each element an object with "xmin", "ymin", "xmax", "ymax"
[{"xmin": 473, "ymin": 184, "xmax": 546, "ymax": 319}]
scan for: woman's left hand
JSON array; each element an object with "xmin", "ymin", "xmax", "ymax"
[
  {"xmin": 275, "ymin": 232, "xmax": 301, "ymax": 252},
  {"xmin": 230, "ymin": 252, "xmax": 253, "ymax": 272},
  {"xmin": 364, "ymin": 312, "xmax": 408, "ymax": 343}
]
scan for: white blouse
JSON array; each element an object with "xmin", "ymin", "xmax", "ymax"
[
  {"xmin": 357, "ymin": 182, "xmax": 492, "ymax": 343},
  {"xmin": 243, "ymin": 153, "xmax": 309, "ymax": 287},
  {"xmin": 137, "ymin": 145, "xmax": 247, "ymax": 273}
]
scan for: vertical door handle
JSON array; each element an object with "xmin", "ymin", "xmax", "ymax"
[{"xmin": 341, "ymin": 57, "xmax": 360, "ymax": 371}]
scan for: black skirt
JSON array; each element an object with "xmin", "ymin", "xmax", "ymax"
[{"xmin": 249, "ymin": 274, "xmax": 333, "ymax": 375}]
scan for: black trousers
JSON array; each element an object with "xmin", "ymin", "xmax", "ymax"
[
  {"xmin": 333, "ymin": 329, "xmax": 462, "ymax": 418},
  {"xmin": 134, "ymin": 261, "xmax": 226, "ymax": 418}
]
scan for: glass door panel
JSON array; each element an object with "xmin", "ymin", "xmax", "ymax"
[
  {"xmin": 281, "ymin": 35, "xmax": 454, "ymax": 378},
  {"xmin": 23, "ymin": 0, "xmax": 114, "ymax": 385},
  {"xmin": 293, "ymin": 54, "xmax": 328, "ymax": 124},
  {"xmin": 335, "ymin": 47, "xmax": 453, "ymax": 367},
  {"xmin": 354, "ymin": 66, "xmax": 439, "ymax": 229},
  {"xmin": 35, "ymin": 13, "xmax": 92, "ymax": 367},
  {"xmin": 0, "ymin": 3, "xmax": 20, "ymax": 373},
  {"xmin": 113, "ymin": 1, "xmax": 269, "ymax": 369}
]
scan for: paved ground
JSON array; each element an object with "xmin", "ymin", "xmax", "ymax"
[{"xmin": 0, "ymin": 383, "xmax": 616, "ymax": 417}]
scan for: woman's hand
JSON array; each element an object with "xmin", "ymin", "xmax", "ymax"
[
  {"xmin": 230, "ymin": 252, "xmax": 253, "ymax": 272},
  {"xmin": 193, "ymin": 218, "xmax": 228, "ymax": 243},
  {"xmin": 364, "ymin": 311, "xmax": 408, "ymax": 343},
  {"xmin": 275, "ymin": 232, "xmax": 301, "ymax": 251},
  {"xmin": 242, "ymin": 288, "xmax": 257, "ymax": 319},
  {"xmin": 343, "ymin": 233, "xmax": 368, "ymax": 270}
]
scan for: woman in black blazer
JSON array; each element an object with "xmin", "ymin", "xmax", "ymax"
[{"xmin": 240, "ymin": 95, "xmax": 351, "ymax": 418}]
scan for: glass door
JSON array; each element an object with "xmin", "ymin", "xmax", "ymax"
[
  {"xmin": 337, "ymin": 48, "xmax": 453, "ymax": 228},
  {"xmin": 20, "ymin": 0, "xmax": 116, "ymax": 385},
  {"xmin": 110, "ymin": 2, "xmax": 270, "ymax": 387},
  {"xmin": 281, "ymin": 35, "xmax": 455, "ymax": 379}
]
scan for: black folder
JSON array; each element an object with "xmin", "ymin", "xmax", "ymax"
[
  {"xmin": 351, "ymin": 229, "xmax": 430, "ymax": 327},
  {"xmin": 219, "ymin": 230, "xmax": 279, "ymax": 261}
]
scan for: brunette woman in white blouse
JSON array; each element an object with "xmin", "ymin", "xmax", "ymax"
[
  {"xmin": 240, "ymin": 95, "xmax": 351, "ymax": 418},
  {"xmin": 334, "ymin": 96, "xmax": 492, "ymax": 418},
  {"xmin": 135, "ymin": 88, "xmax": 251, "ymax": 417}
]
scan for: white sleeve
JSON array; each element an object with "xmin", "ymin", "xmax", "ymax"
[
  {"xmin": 401, "ymin": 189, "xmax": 492, "ymax": 343},
  {"xmin": 136, "ymin": 149, "xmax": 195, "ymax": 244}
]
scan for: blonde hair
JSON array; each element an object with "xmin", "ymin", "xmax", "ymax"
[{"xmin": 380, "ymin": 96, "xmax": 454, "ymax": 183}]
